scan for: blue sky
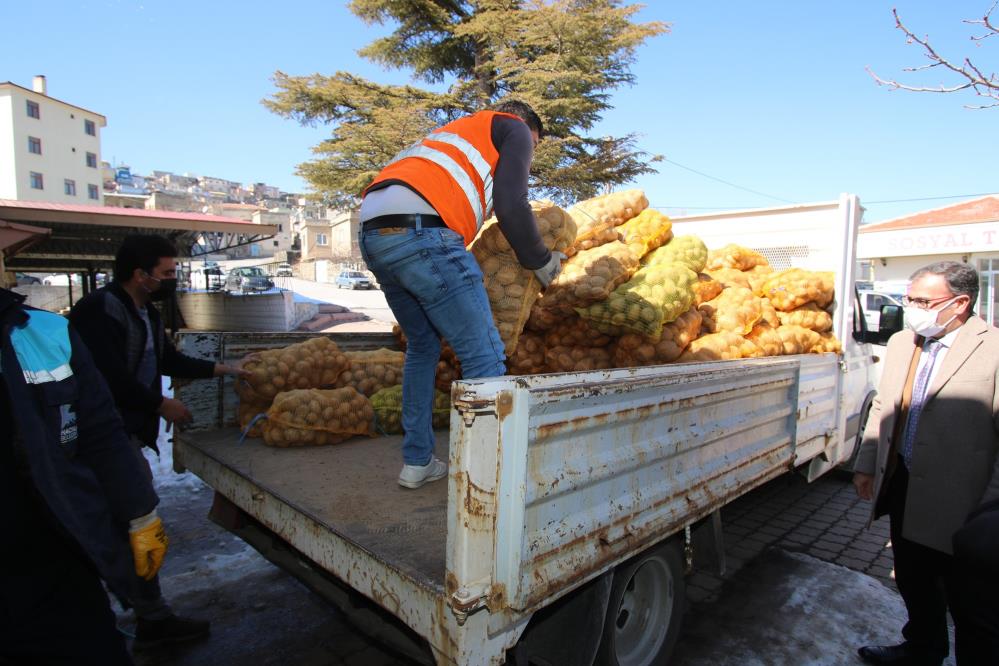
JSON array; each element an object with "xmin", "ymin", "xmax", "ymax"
[{"xmin": 4, "ymin": 1, "xmax": 995, "ymax": 223}]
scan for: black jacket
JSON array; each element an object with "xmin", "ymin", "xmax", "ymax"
[
  {"xmin": 69, "ymin": 281, "xmax": 215, "ymax": 449},
  {"xmin": 0, "ymin": 289, "xmax": 158, "ymax": 599}
]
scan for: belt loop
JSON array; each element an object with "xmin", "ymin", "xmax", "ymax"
[{"xmin": 414, "ymin": 214, "xmax": 423, "ymax": 232}]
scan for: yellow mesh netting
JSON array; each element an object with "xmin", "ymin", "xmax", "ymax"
[
  {"xmin": 262, "ymin": 387, "xmax": 374, "ymax": 448},
  {"xmin": 643, "ymin": 235, "xmax": 709, "ymax": 273}
]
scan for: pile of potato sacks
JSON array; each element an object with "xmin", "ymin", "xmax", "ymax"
[
  {"xmin": 235, "ymin": 189, "xmax": 841, "ymax": 448},
  {"xmin": 474, "ymin": 188, "xmax": 841, "ymax": 377}
]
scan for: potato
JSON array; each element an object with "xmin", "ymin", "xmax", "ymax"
[
  {"xmin": 775, "ymin": 325, "xmax": 823, "ymax": 355},
  {"xmin": 617, "ymin": 208, "xmax": 673, "ymax": 258},
  {"xmin": 536, "ymin": 240, "xmax": 641, "ymax": 314},
  {"xmin": 704, "ymin": 267, "xmax": 751, "ymax": 290},
  {"xmin": 543, "ymin": 314, "xmax": 613, "ymax": 348},
  {"xmin": 745, "ymin": 322, "xmax": 783, "ymax": 357},
  {"xmin": 506, "ymin": 332, "xmax": 547, "ymax": 375},
  {"xmin": 692, "ymin": 273, "xmax": 723, "ymax": 306}
]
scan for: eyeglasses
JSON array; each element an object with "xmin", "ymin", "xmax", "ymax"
[{"xmin": 901, "ymin": 294, "xmax": 956, "ymax": 310}]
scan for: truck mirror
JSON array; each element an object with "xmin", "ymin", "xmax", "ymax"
[{"xmin": 879, "ymin": 304, "xmax": 903, "ymax": 334}]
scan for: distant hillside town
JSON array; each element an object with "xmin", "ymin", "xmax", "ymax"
[{"xmin": 1, "ymin": 75, "xmax": 365, "ymax": 271}]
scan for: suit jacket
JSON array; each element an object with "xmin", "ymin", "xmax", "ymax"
[{"xmin": 855, "ymin": 315, "xmax": 999, "ymax": 554}]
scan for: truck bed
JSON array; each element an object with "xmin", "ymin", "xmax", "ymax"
[{"xmin": 177, "ymin": 427, "xmax": 451, "ymax": 592}]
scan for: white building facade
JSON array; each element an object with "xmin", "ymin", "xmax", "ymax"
[
  {"xmin": 857, "ymin": 195, "xmax": 999, "ymax": 327},
  {"xmin": 0, "ymin": 77, "xmax": 106, "ymax": 205}
]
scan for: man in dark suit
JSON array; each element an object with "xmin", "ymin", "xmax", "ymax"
[{"xmin": 853, "ymin": 261, "xmax": 999, "ymax": 665}]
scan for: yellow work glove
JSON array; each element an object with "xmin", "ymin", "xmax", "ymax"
[{"xmin": 129, "ymin": 511, "xmax": 169, "ymax": 581}]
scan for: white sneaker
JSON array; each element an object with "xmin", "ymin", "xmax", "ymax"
[{"xmin": 398, "ymin": 457, "xmax": 448, "ymax": 489}]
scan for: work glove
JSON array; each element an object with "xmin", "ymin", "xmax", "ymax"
[
  {"xmin": 129, "ymin": 511, "xmax": 169, "ymax": 581},
  {"xmin": 533, "ymin": 251, "xmax": 567, "ymax": 289}
]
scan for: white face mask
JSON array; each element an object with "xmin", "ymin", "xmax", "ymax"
[{"xmin": 903, "ymin": 296, "xmax": 959, "ymax": 338}]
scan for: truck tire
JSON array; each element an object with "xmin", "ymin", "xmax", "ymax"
[{"xmin": 595, "ymin": 540, "xmax": 685, "ymax": 666}]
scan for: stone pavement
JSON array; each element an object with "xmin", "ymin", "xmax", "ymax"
[{"xmin": 686, "ymin": 470, "xmax": 895, "ymax": 605}]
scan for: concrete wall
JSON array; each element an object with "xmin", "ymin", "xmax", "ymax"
[{"xmin": 177, "ymin": 289, "xmax": 303, "ymax": 331}]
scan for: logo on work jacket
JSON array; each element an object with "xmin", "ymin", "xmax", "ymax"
[{"xmin": 59, "ymin": 404, "xmax": 78, "ymax": 445}]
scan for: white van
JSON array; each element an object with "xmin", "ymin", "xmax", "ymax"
[{"xmin": 858, "ymin": 289, "xmax": 904, "ymax": 332}]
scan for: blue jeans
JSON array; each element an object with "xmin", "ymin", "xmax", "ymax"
[{"xmin": 359, "ymin": 225, "xmax": 506, "ymax": 466}]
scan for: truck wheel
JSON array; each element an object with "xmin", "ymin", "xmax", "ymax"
[{"xmin": 595, "ymin": 540, "xmax": 685, "ymax": 666}]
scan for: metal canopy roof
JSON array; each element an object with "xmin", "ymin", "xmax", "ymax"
[{"xmin": 0, "ymin": 199, "xmax": 278, "ymax": 273}]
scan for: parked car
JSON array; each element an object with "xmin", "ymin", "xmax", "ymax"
[
  {"xmin": 15, "ymin": 273, "xmax": 41, "ymax": 285},
  {"xmin": 42, "ymin": 273, "xmax": 81, "ymax": 286},
  {"xmin": 858, "ymin": 289, "xmax": 904, "ymax": 332},
  {"xmin": 275, "ymin": 263, "xmax": 294, "ymax": 277},
  {"xmin": 225, "ymin": 266, "xmax": 274, "ymax": 294},
  {"xmin": 335, "ymin": 270, "xmax": 373, "ymax": 290}
]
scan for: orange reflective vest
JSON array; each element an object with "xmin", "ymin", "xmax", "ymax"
[{"xmin": 364, "ymin": 110, "xmax": 523, "ymax": 245}]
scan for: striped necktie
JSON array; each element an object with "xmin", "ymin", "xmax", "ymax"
[{"xmin": 901, "ymin": 339, "xmax": 942, "ymax": 468}]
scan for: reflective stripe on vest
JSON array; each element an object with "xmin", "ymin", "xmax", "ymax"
[{"xmin": 386, "ymin": 131, "xmax": 494, "ymax": 229}]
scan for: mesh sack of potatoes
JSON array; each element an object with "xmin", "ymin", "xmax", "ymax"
[
  {"xmin": 776, "ymin": 302, "xmax": 833, "ymax": 333},
  {"xmin": 759, "ymin": 297, "xmax": 781, "ymax": 328},
  {"xmin": 745, "ymin": 264, "xmax": 774, "ymax": 293},
  {"xmin": 538, "ymin": 240, "xmax": 641, "ymax": 311},
  {"xmin": 692, "ymin": 273, "xmax": 723, "ymax": 306},
  {"xmin": 261, "ymin": 387, "xmax": 374, "ymax": 448},
  {"xmin": 643, "ymin": 235, "xmax": 709, "ymax": 273},
  {"xmin": 393, "ymin": 327, "xmax": 464, "ymax": 393},
  {"xmin": 471, "ymin": 201, "xmax": 577, "ymax": 354},
  {"xmin": 617, "ymin": 208, "xmax": 673, "ymax": 258},
  {"xmin": 756, "ymin": 269, "xmax": 835, "ymax": 311},
  {"xmin": 525, "ymin": 300, "xmax": 573, "ymax": 332},
  {"xmin": 704, "ymin": 267, "xmax": 752, "ymax": 290},
  {"xmin": 576, "ymin": 263, "xmax": 698, "ymax": 340},
  {"xmin": 543, "ymin": 314, "xmax": 614, "ymax": 348},
  {"xmin": 776, "ymin": 324, "xmax": 823, "ymax": 355},
  {"xmin": 332, "ymin": 348, "xmax": 405, "ymax": 397},
  {"xmin": 612, "ymin": 308, "xmax": 703, "ymax": 366},
  {"xmin": 565, "ymin": 226, "xmax": 623, "ymax": 257},
  {"xmin": 812, "ymin": 331, "xmax": 843, "ymax": 354},
  {"xmin": 236, "ymin": 337, "xmax": 349, "ymax": 404},
  {"xmin": 238, "ymin": 400, "xmax": 270, "ymax": 438},
  {"xmin": 705, "ymin": 244, "xmax": 770, "ymax": 272},
  {"xmin": 678, "ymin": 331, "xmax": 756, "ymax": 362},
  {"xmin": 745, "ymin": 322, "xmax": 784, "ymax": 357},
  {"xmin": 506, "ymin": 332, "xmax": 547, "ymax": 375},
  {"xmin": 370, "ymin": 385, "xmax": 451, "ymax": 435},
  {"xmin": 567, "ymin": 189, "xmax": 648, "ymax": 251},
  {"xmin": 698, "ymin": 287, "xmax": 763, "ymax": 335},
  {"xmin": 545, "ymin": 345, "xmax": 613, "ymax": 372},
  {"xmin": 435, "ymin": 343, "xmax": 462, "ymax": 393}
]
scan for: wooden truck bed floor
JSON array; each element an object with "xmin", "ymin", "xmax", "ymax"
[{"xmin": 178, "ymin": 427, "xmax": 450, "ymax": 592}]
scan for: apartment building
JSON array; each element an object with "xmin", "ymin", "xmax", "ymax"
[{"xmin": 0, "ymin": 76, "xmax": 106, "ymax": 204}]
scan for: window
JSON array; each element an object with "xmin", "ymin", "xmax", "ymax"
[
  {"xmin": 64, "ymin": 179, "xmax": 76, "ymax": 196},
  {"xmin": 273, "ymin": 241, "xmax": 279, "ymax": 247},
  {"xmin": 84, "ymin": 119, "xmax": 96, "ymax": 136},
  {"xmin": 27, "ymin": 136, "xmax": 41, "ymax": 154},
  {"xmin": 278, "ymin": 224, "xmax": 283, "ymax": 232},
  {"xmin": 86, "ymin": 152, "xmax": 97, "ymax": 168},
  {"xmin": 316, "ymin": 233, "xmax": 328, "ymax": 246},
  {"xmin": 30, "ymin": 172, "xmax": 43, "ymax": 190},
  {"xmin": 26, "ymin": 100, "xmax": 40, "ymax": 119},
  {"xmin": 88, "ymin": 184, "xmax": 99, "ymax": 200}
]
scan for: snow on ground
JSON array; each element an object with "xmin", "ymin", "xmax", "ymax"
[{"xmin": 673, "ymin": 549, "xmax": 956, "ymax": 666}]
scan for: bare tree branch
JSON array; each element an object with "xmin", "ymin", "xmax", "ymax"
[{"xmin": 868, "ymin": 4, "xmax": 999, "ymax": 109}]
